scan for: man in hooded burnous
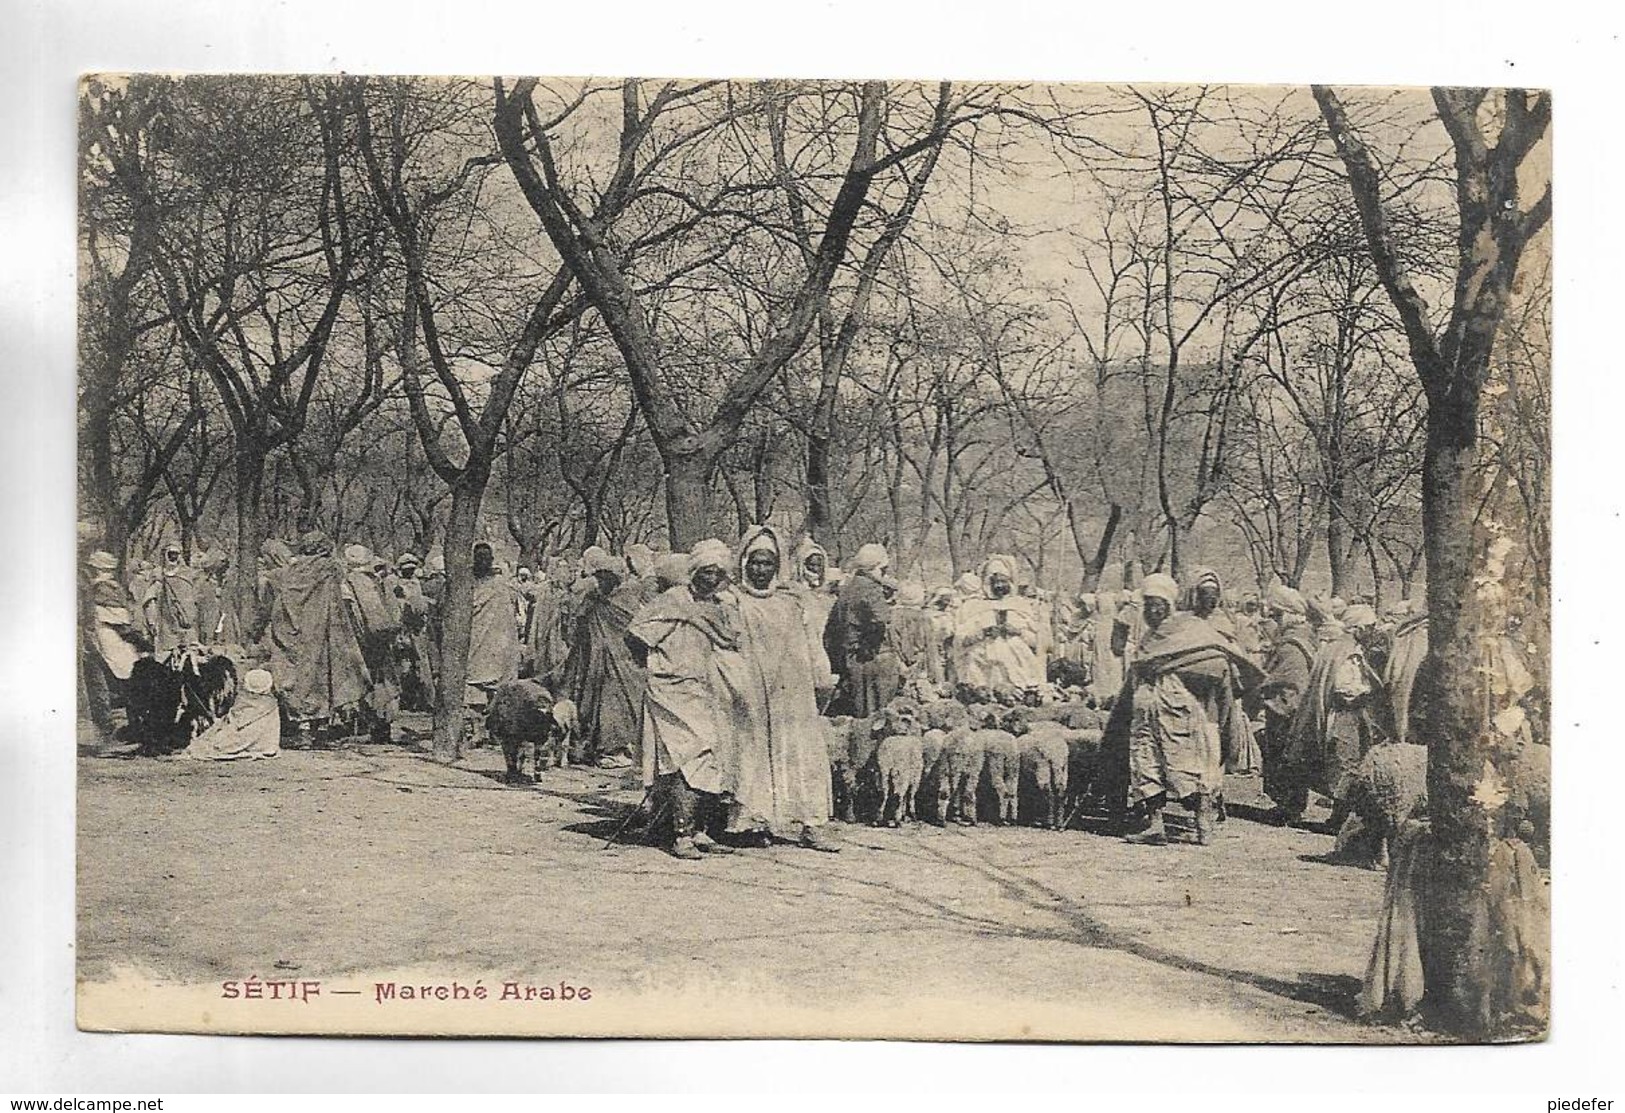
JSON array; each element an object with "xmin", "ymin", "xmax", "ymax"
[
  {"xmin": 142, "ymin": 540, "xmax": 198, "ymax": 655},
  {"xmin": 560, "ymin": 546, "xmax": 648, "ymax": 768},
  {"xmin": 466, "ymin": 541, "xmax": 523, "ymax": 743},
  {"xmin": 626, "ymin": 539, "xmax": 740, "ymax": 860},
  {"xmin": 191, "ymin": 548, "xmax": 240, "ymax": 649},
  {"xmin": 390, "ymin": 552, "xmax": 437, "ymax": 712},
  {"xmin": 790, "ymin": 537, "xmax": 836, "ymax": 639},
  {"xmin": 1383, "ymin": 599, "xmax": 1429, "ymax": 745},
  {"xmin": 1184, "ymin": 566, "xmax": 1259, "ymax": 775},
  {"xmin": 269, "ymin": 531, "xmax": 371, "ymax": 745},
  {"xmin": 953, "ymin": 555, "xmax": 1043, "ymax": 697},
  {"xmin": 1253, "ymin": 583, "xmax": 1318, "ymax": 823},
  {"xmin": 252, "ymin": 539, "xmax": 294, "ymax": 646},
  {"xmin": 826, "ymin": 542, "xmax": 899, "ymax": 716},
  {"xmin": 1282, "ymin": 601, "xmax": 1391, "ymax": 832},
  {"xmin": 82, "ymin": 549, "xmax": 145, "ymax": 737},
  {"xmin": 343, "ymin": 544, "xmax": 402, "ymax": 743},
  {"xmin": 719, "ymin": 526, "xmax": 839, "ymax": 852},
  {"xmin": 1120, "ymin": 573, "xmax": 1262, "ymax": 846}
]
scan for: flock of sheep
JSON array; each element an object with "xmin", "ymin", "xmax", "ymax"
[{"xmin": 827, "ymin": 693, "xmax": 1110, "ymax": 833}]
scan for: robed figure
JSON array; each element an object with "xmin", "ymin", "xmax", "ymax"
[
  {"xmin": 560, "ymin": 549, "xmax": 647, "ymax": 767},
  {"xmin": 268, "ymin": 532, "xmax": 371, "ymax": 732},
  {"xmin": 1112, "ymin": 574, "xmax": 1262, "ymax": 845},
  {"xmin": 717, "ymin": 525, "xmax": 839, "ymax": 851}
]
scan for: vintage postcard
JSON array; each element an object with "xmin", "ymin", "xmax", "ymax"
[{"xmin": 75, "ymin": 75, "xmax": 1550, "ymax": 1042}]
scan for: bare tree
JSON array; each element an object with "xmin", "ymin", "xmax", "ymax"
[
  {"xmin": 494, "ymin": 78, "xmax": 970, "ymax": 547},
  {"xmin": 152, "ymin": 76, "xmax": 362, "ymax": 627},
  {"xmin": 352, "ymin": 76, "xmax": 585, "ymax": 759},
  {"xmin": 78, "ymin": 76, "xmax": 196, "ymax": 563},
  {"xmin": 1315, "ymin": 84, "xmax": 1551, "ymax": 1038}
]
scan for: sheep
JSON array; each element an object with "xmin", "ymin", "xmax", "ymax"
[
  {"xmin": 825, "ymin": 715, "xmax": 862, "ymax": 823},
  {"xmin": 485, "ymin": 679, "xmax": 573, "ymax": 783},
  {"xmin": 871, "ymin": 700, "xmax": 924, "ymax": 827},
  {"xmin": 1017, "ymin": 720, "xmax": 1072, "ymax": 830},
  {"xmin": 1063, "ymin": 728, "xmax": 1108, "ymax": 818},
  {"xmin": 1060, "ymin": 703, "xmax": 1105, "ymax": 732},
  {"xmin": 942, "ymin": 722, "xmax": 987, "ymax": 827},
  {"xmin": 1335, "ymin": 741, "xmax": 1427, "ymax": 869},
  {"xmin": 973, "ymin": 704, "xmax": 1020, "ymax": 824},
  {"xmin": 917, "ymin": 700, "xmax": 968, "ymax": 825}
]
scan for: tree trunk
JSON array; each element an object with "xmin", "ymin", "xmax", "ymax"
[
  {"xmin": 1416, "ymin": 399, "xmax": 1543, "ymax": 1037},
  {"xmin": 1326, "ymin": 483, "xmax": 1351, "ymax": 597},
  {"xmin": 1367, "ymin": 539, "xmax": 1385, "ymax": 613},
  {"xmin": 1079, "ymin": 503, "xmax": 1123, "ymax": 592},
  {"xmin": 431, "ymin": 468, "xmax": 488, "ymax": 761},
  {"xmin": 84, "ymin": 404, "xmax": 122, "ymax": 554},
  {"xmin": 232, "ymin": 444, "xmax": 269, "ymax": 637},
  {"xmin": 663, "ymin": 450, "xmax": 714, "ymax": 550},
  {"xmin": 806, "ymin": 426, "xmax": 835, "ymax": 548}
]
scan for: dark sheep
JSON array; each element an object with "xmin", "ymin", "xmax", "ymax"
[
  {"xmin": 124, "ymin": 650, "xmax": 239, "ymax": 755},
  {"xmin": 485, "ymin": 679, "xmax": 573, "ymax": 784}
]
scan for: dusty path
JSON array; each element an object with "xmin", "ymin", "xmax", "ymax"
[{"xmin": 76, "ymin": 722, "xmax": 1409, "ymax": 1042}]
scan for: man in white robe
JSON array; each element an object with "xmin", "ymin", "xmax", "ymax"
[
  {"xmin": 718, "ymin": 525, "xmax": 838, "ymax": 851},
  {"xmin": 627, "ymin": 540, "xmax": 738, "ymax": 860},
  {"xmin": 953, "ymin": 555, "xmax": 1043, "ymax": 695}
]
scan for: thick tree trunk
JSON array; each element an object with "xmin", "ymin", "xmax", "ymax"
[
  {"xmin": 1313, "ymin": 83, "xmax": 1551, "ymax": 1039},
  {"xmin": 663, "ymin": 451, "xmax": 715, "ymax": 551},
  {"xmin": 232, "ymin": 445, "xmax": 269, "ymax": 637},
  {"xmin": 1326, "ymin": 484, "xmax": 1351, "ymax": 597},
  {"xmin": 431, "ymin": 469, "xmax": 488, "ymax": 761},
  {"xmin": 1416, "ymin": 402, "xmax": 1544, "ymax": 1037},
  {"xmin": 84, "ymin": 404, "xmax": 121, "ymax": 553}
]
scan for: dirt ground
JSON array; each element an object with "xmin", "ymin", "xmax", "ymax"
[{"xmin": 75, "ymin": 714, "xmax": 1420, "ymax": 1043}]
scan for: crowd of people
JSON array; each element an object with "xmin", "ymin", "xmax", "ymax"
[{"xmin": 80, "ymin": 524, "xmax": 1446, "ymax": 859}]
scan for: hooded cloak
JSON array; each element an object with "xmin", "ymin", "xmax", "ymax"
[
  {"xmin": 952, "ymin": 556, "xmax": 1043, "ymax": 691},
  {"xmin": 1121, "ymin": 613, "xmax": 1264, "ymax": 804},
  {"xmin": 717, "ymin": 525, "xmax": 834, "ymax": 834},
  {"xmin": 628, "ymin": 568, "xmax": 739, "ymax": 792},
  {"xmin": 826, "ymin": 541, "xmax": 898, "ymax": 714},
  {"xmin": 269, "ymin": 540, "xmax": 370, "ymax": 721},
  {"xmin": 558, "ymin": 556, "xmax": 647, "ymax": 762}
]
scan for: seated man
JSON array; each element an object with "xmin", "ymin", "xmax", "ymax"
[{"xmin": 953, "ymin": 555, "xmax": 1043, "ymax": 694}]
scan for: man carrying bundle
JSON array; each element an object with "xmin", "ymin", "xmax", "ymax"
[
  {"xmin": 625, "ymin": 540, "xmax": 739, "ymax": 861},
  {"xmin": 1119, "ymin": 573, "xmax": 1262, "ymax": 846}
]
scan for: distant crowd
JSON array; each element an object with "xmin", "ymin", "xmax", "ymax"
[{"xmin": 81, "ymin": 526, "xmax": 1500, "ymax": 861}]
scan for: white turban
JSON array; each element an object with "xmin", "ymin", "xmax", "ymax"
[
  {"xmin": 983, "ymin": 555, "xmax": 1016, "ymax": 581},
  {"xmin": 582, "ymin": 547, "xmax": 620, "ymax": 576},
  {"xmin": 654, "ymin": 551, "xmax": 691, "ymax": 587},
  {"xmin": 624, "ymin": 542, "xmax": 655, "ymax": 577},
  {"xmin": 688, "ymin": 538, "xmax": 732, "ymax": 576},
  {"xmin": 1342, "ymin": 603, "xmax": 1379, "ymax": 629},
  {"xmin": 850, "ymin": 543, "xmax": 889, "ymax": 575},
  {"xmin": 1140, "ymin": 573, "xmax": 1180, "ymax": 604},
  {"xmin": 1266, "ymin": 583, "xmax": 1308, "ymax": 616}
]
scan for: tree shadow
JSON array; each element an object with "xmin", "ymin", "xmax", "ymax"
[
  {"xmin": 1224, "ymin": 802, "xmax": 1284, "ymax": 826},
  {"xmin": 907, "ymin": 839, "xmax": 1371, "ymax": 1022}
]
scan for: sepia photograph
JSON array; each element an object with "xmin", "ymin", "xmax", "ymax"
[{"xmin": 70, "ymin": 72, "xmax": 1551, "ymax": 1046}]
